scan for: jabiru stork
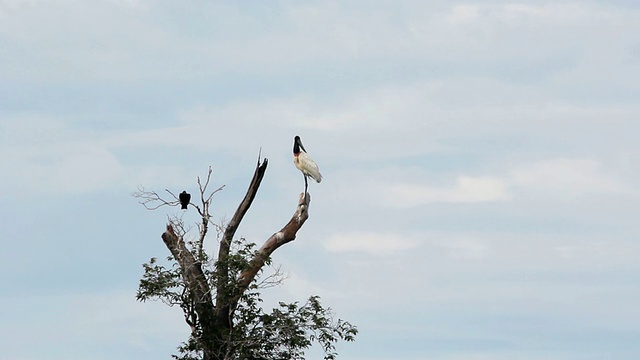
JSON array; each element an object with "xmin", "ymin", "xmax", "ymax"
[
  {"xmin": 293, "ymin": 135, "xmax": 322, "ymax": 193},
  {"xmin": 179, "ymin": 191, "xmax": 191, "ymax": 210}
]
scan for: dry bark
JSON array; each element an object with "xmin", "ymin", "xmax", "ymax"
[
  {"xmin": 237, "ymin": 192, "xmax": 310, "ymax": 294},
  {"xmin": 161, "ymin": 224, "xmax": 219, "ymax": 359}
]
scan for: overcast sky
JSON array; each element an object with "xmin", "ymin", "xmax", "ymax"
[{"xmin": 1, "ymin": 1, "xmax": 640, "ymax": 359}]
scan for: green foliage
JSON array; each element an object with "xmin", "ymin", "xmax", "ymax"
[
  {"xmin": 137, "ymin": 237, "xmax": 357, "ymax": 360},
  {"xmin": 172, "ymin": 337, "xmax": 201, "ymax": 360},
  {"xmin": 231, "ymin": 292, "xmax": 357, "ymax": 360},
  {"xmin": 136, "ymin": 256, "xmax": 182, "ymax": 305}
]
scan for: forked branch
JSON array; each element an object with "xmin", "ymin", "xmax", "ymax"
[{"xmin": 150, "ymin": 157, "xmax": 315, "ymax": 359}]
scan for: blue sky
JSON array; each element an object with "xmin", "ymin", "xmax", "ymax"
[{"xmin": 1, "ymin": 0, "xmax": 640, "ymax": 359}]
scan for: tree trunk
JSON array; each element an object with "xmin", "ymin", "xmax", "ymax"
[{"xmin": 161, "ymin": 225, "xmax": 222, "ymax": 359}]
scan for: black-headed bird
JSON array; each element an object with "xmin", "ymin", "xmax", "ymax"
[{"xmin": 293, "ymin": 135, "xmax": 322, "ymax": 193}]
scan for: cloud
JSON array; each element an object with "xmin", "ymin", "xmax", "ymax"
[
  {"xmin": 1, "ymin": 2, "xmax": 640, "ymax": 360},
  {"xmin": 0, "ymin": 290, "xmax": 186, "ymax": 359},
  {"xmin": 0, "ymin": 113, "xmax": 226, "ymax": 196},
  {"xmin": 352, "ymin": 156, "xmax": 634, "ymax": 210},
  {"xmin": 2, "ymin": 0, "xmax": 636, "ymax": 87},
  {"xmin": 385, "ymin": 176, "xmax": 510, "ymax": 207},
  {"xmin": 428, "ymin": 234, "xmax": 490, "ymax": 260},
  {"xmin": 324, "ymin": 231, "xmax": 420, "ymax": 254},
  {"xmin": 317, "ymin": 230, "xmax": 640, "ymax": 311},
  {"xmin": 0, "ymin": 116, "xmax": 124, "ymax": 195},
  {"xmin": 508, "ymin": 158, "xmax": 631, "ymax": 199}
]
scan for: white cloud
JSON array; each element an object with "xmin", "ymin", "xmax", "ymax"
[
  {"xmin": 444, "ymin": 4, "xmax": 480, "ymax": 25},
  {"xmin": 2, "ymin": 0, "xmax": 636, "ymax": 85},
  {"xmin": 0, "ymin": 114, "xmax": 220, "ymax": 196},
  {"xmin": 324, "ymin": 231, "xmax": 420, "ymax": 254},
  {"xmin": 385, "ymin": 176, "xmax": 510, "ymax": 207},
  {"xmin": 0, "ymin": 117, "xmax": 124, "ymax": 195},
  {"xmin": 352, "ymin": 156, "xmax": 633, "ymax": 209},
  {"xmin": 0, "ymin": 290, "xmax": 186, "ymax": 359},
  {"xmin": 509, "ymin": 158, "xmax": 631, "ymax": 199},
  {"xmin": 318, "ymin": 230, "xmax": 640, "ymax": 311},
  {"xmin": 428, "ymin": 234, "xmax": 490, "ymax": 260}
]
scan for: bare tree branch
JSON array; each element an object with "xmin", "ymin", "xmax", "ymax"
[
  {"xmin": 237, "ymin": 192, "xmax": 311, "ymax": 296},
  {"xmin": 192, "ymin": 166, "xmax": 225, "ymax": 258},
  {"xmin": 221, "ymin": 158, "xmax": 269, "ymax": 256},
  {"xmin": 133, "ymin": 186, "xmax": 180, "ymax": 210},
  {"xmin": 215, "ymin": 157, "xmax": 268, "ymax": 329},
  {"xmin": 193, "ymin": 166, "xmax": 225, "ymax": 219}
]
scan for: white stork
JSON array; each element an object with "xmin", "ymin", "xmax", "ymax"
[{"xmin": 293, "ymin": 135, "xmax": 322, "ymax": 193}]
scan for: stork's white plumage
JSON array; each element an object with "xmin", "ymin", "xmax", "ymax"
[
  {"xmin": 293, "ymin": 135, "xmax": 322, "ymax": 192},
  {"xmin": 295, "ymin": 151, "xmax": 322, "ymax": 183}
]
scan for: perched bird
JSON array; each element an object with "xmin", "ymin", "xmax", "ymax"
[
  {"xmin": 179, "ymin": 191, "xmax": 191, "ymax": 210},
  {"xmin": 293, "ymin": 135, "xmax": 322, "ymax": 193}
]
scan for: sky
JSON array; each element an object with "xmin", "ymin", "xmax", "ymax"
[{"xmin": 1, "ymin": 0, "xmax": 640, "ymax": 359}]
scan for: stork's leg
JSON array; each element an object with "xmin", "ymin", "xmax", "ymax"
[{"xmin": 304, "ymin": 175, "xmax": 309, "ymax": 195}]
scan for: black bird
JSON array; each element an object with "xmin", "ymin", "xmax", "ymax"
[{"xmin": 179, "ymin": 191, "xmax": 191, "ymax": 210}]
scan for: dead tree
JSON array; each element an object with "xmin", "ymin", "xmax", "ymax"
[{"xmin": 134, "ymin": 157, "xmax": 354, "ymax": 360}]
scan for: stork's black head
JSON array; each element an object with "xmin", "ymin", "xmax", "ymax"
[{"xmin": 293, "ymin": 135, "xmax": 306, "ymax": 154}]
